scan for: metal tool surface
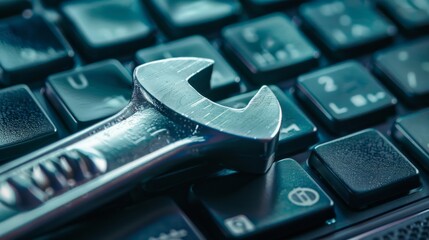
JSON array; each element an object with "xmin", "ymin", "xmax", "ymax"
[{"xmin": 0, "ymin": 57, "xmax": 282, "ymax": 238}]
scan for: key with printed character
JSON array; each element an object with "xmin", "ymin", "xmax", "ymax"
[
  {"xmin": 296, "ymin": 61, "xmax": 397, "ymax": 133},
  {"xmin": 46, "ymin": 59, "xmax": 132, "ymax": 132},
  {"xmin": 374, "ymin": 38, "xmax": 429, "ymax": 106},
  {"xmin": 300, "ymin": 0, "xmax": 397, "ymax": 58},
  {"xmin": 222, "ymin": 13, "xmax": 319, "ymax": 84}
]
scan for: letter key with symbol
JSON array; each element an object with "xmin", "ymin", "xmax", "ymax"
[
  {"xmin": 192, "ymin": 159, "xmax": 334, "ymax": 239},
  {"xmin": 0, "ymin": 58, "xmax": 281, "ymax": 239},
  {"xmin": 46, "ymin": 59, "xmax": 132, "ymax": 132}
]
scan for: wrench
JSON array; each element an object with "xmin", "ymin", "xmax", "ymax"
[{"xmin": 0, "ymin": 57, "xmax": 282, "ymax": 238}]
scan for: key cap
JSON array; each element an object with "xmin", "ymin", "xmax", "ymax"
[
  {"xmin": 378, "ymin": 0, "xmax": 429, "ymax": 34},
  {"xmin": 0, "ymin": 0, "xmax": 31, "ymax": 18},
  {"xmin": 0, "ymin": 85, "xmax": 57, "ymax": 161},
  {"xmin": 296, "ymin": 61, "xmax": 397, "ymax": 133},
  {"xmin": 309, "ymin": 129, "xmax": 420, "ymax": 209},
  {"xmin": 222, "ymin": 13, "xmax": 319, "ymax": 84},
  {"xmin": 220, "ymin": 86, "xmax": 318, "ymax": 156},
  {"xmin": 61, "ymin": 0, "xmax": 155, "ymax": 60},
  {"xmin": 45, "ymin": 59, "xmax": 132, "ymax": 132},
  {"xmin": 0, "ymin": 15, "xmax": 74, "ymax": 84},
  {"xmin": 147, "ymin": 0, "xmax": 242, "ymax": 38},
  {"xmin": 393, "ymin": 109, "xmax": 429, "ymax": 170},
  {"xmin": 136, "ymin": 36, "xmax": 239, "ymax": 99},
  {"xmin": 44, "ymin": 197, "xmax": 205, "ymax": 239},
  {"xmin": 299, "ymin": 0, "xmax": 397, "ymax": 58},
  {"xmin": 192, "ymin": 159, "xmax": 334, "ymax": 239},
  {"xmin": 374, "ymin": 38, "xmax": 429, "ymax": 106}
]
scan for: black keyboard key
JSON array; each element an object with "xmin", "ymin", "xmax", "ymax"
[
  {"xmin": 296, "ymin": 61, "xmax": 397, "ymax": 133},
  {"xmin": 222, "ymin": 13, "xmax": 319, "ymax": 84},
  {"xmin": 61, "ymin": 0, "xmax": 155, "ymax": 60},
  {"xmin": 309, "ymin": 129, "xmax": 420, "ymax": 209},
  {"xmin": 136, "ymin": 36, "xmax": 240, "ymax": 99},
  {"xmin": 378, "ymin": 0, "xmax": 429, "ymax": 34},
  {"xmin": 300, "ymin": 0, "xmax": 397, "ymax": 58},
  {"xmin": 393, "ymin": 109, "xmax": 429, "ymax": 170},
  {"xmin": 192, "ymin": 159, "xmax": 334, "ymax": 239},
  {"xmin": 0, "ymin": 0, "xmax": 31, "ymax": 18},
  {"xmin": 46, "ymin": 60, "xmax": 132, "ymax": 132},
  {"xmin": 0, "ymin": 15, "xmax": 74, "ymax": 84},
  {"xmin": 50, "ymin": 197, "xmax": 205, "ymax": 239},
  {"xmin": 147, "ymin": 0, "xmax": 242, "ymax": 38},
  {"xmin": 0, "ymin": 85, "xmax": 57, "ymax": 161},
  {"xmin": 219, "ymin": 86, "xmax": 318, "ymax": 156},
  {"xmin": 374, "ymin": 38, "xmax": 429, "ymax": 106}
]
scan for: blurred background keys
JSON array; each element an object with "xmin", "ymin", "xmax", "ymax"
[
  {"xmin": 0, "ymin": 85, "xmax": 57, "ymax": 161},
  {"xmin": 296, "ymin": 61, "xmax": 397, "ymax": 133},
  {"xmin": 192, "ymin": 159, "xmax": 334, "ymax": 239},
  {"xmin": 374, "ymin": 38, "xmax": 429, "ymax": 106},
  {"xmin": 45, "ymin": 60, "xmax": 131, "ymax": 132},
  {"xmin": 310, "ymin": 129, "xmax": 420, "ymax": 209},
  {"xmin": 146, "ymin": 0, "xmax": 242, "ymax": 38},
  {"xmin": 393, "ymin": 109, "xmax": 429, "ymax": 170},
  {"xmin": 0, "ymin": 0, "xmax": 31, "ymax": 18},
  {"xmin": 378, "ymin": 0, "xmax": 429, "ymax": 34},
  {"xmin": 136, "ymin": 36, "xmax": 240, "ymax": 99},
  {"xmin": 300, "ymin": 0, "xmax": 397, "ymax": 58},
  {"xmin": 61, "ymin": 0, "xmax": 155, "ymax": 61},
  {"xmin": 222, "ymin": 13, "xmax": 319, "ymax": 84},
  {"xmin": 219, "ymin": 86, "xmax": 318, "ymax": 156},
  {"xmin": 0, "ymin": 15, "xmax": 74, "ymax": 84}
]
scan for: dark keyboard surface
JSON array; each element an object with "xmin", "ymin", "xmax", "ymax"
[{"xmin": 0, "ymin": 0, "xmax": 429, "ymax": 239}]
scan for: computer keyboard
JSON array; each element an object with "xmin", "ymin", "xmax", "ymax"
[{"xmin": 0, "ymin": 0, "xmax": 428, "ymax": 239}]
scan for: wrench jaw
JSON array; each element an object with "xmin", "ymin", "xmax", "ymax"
[
  {"xmin": 135, "ymin": 58, "xmax": 282, "ymax": 174},
  {"xmin": 198, "ymin": 86, "xmax": 282, "ymax": 174}
]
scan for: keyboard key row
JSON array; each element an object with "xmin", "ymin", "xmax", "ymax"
[
  {"xmin": 1, "ymin": 1, "xmax": 427, "ymax": 89},
  {"xmin": 1, "ymin": 55, "xmax": 425, "ymax": 161}
]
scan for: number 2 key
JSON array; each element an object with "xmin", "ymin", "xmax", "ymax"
[{"xmin": 296, "ymin": 61, "xmax": 397, "ymax": 133}]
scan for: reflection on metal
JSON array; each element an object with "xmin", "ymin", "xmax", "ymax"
[{"xmin": 0, "ymin": 58, "xmax": 282, "ymax": 238}]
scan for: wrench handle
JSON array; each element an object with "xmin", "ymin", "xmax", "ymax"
[{"xmin": 0, "ymin": 103, "xmax": 205, "ymax": 239}]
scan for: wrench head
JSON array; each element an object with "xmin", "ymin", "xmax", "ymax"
[{"xmin": 134, "ymin": 58, "xmax": 282, "ymax": 173}]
